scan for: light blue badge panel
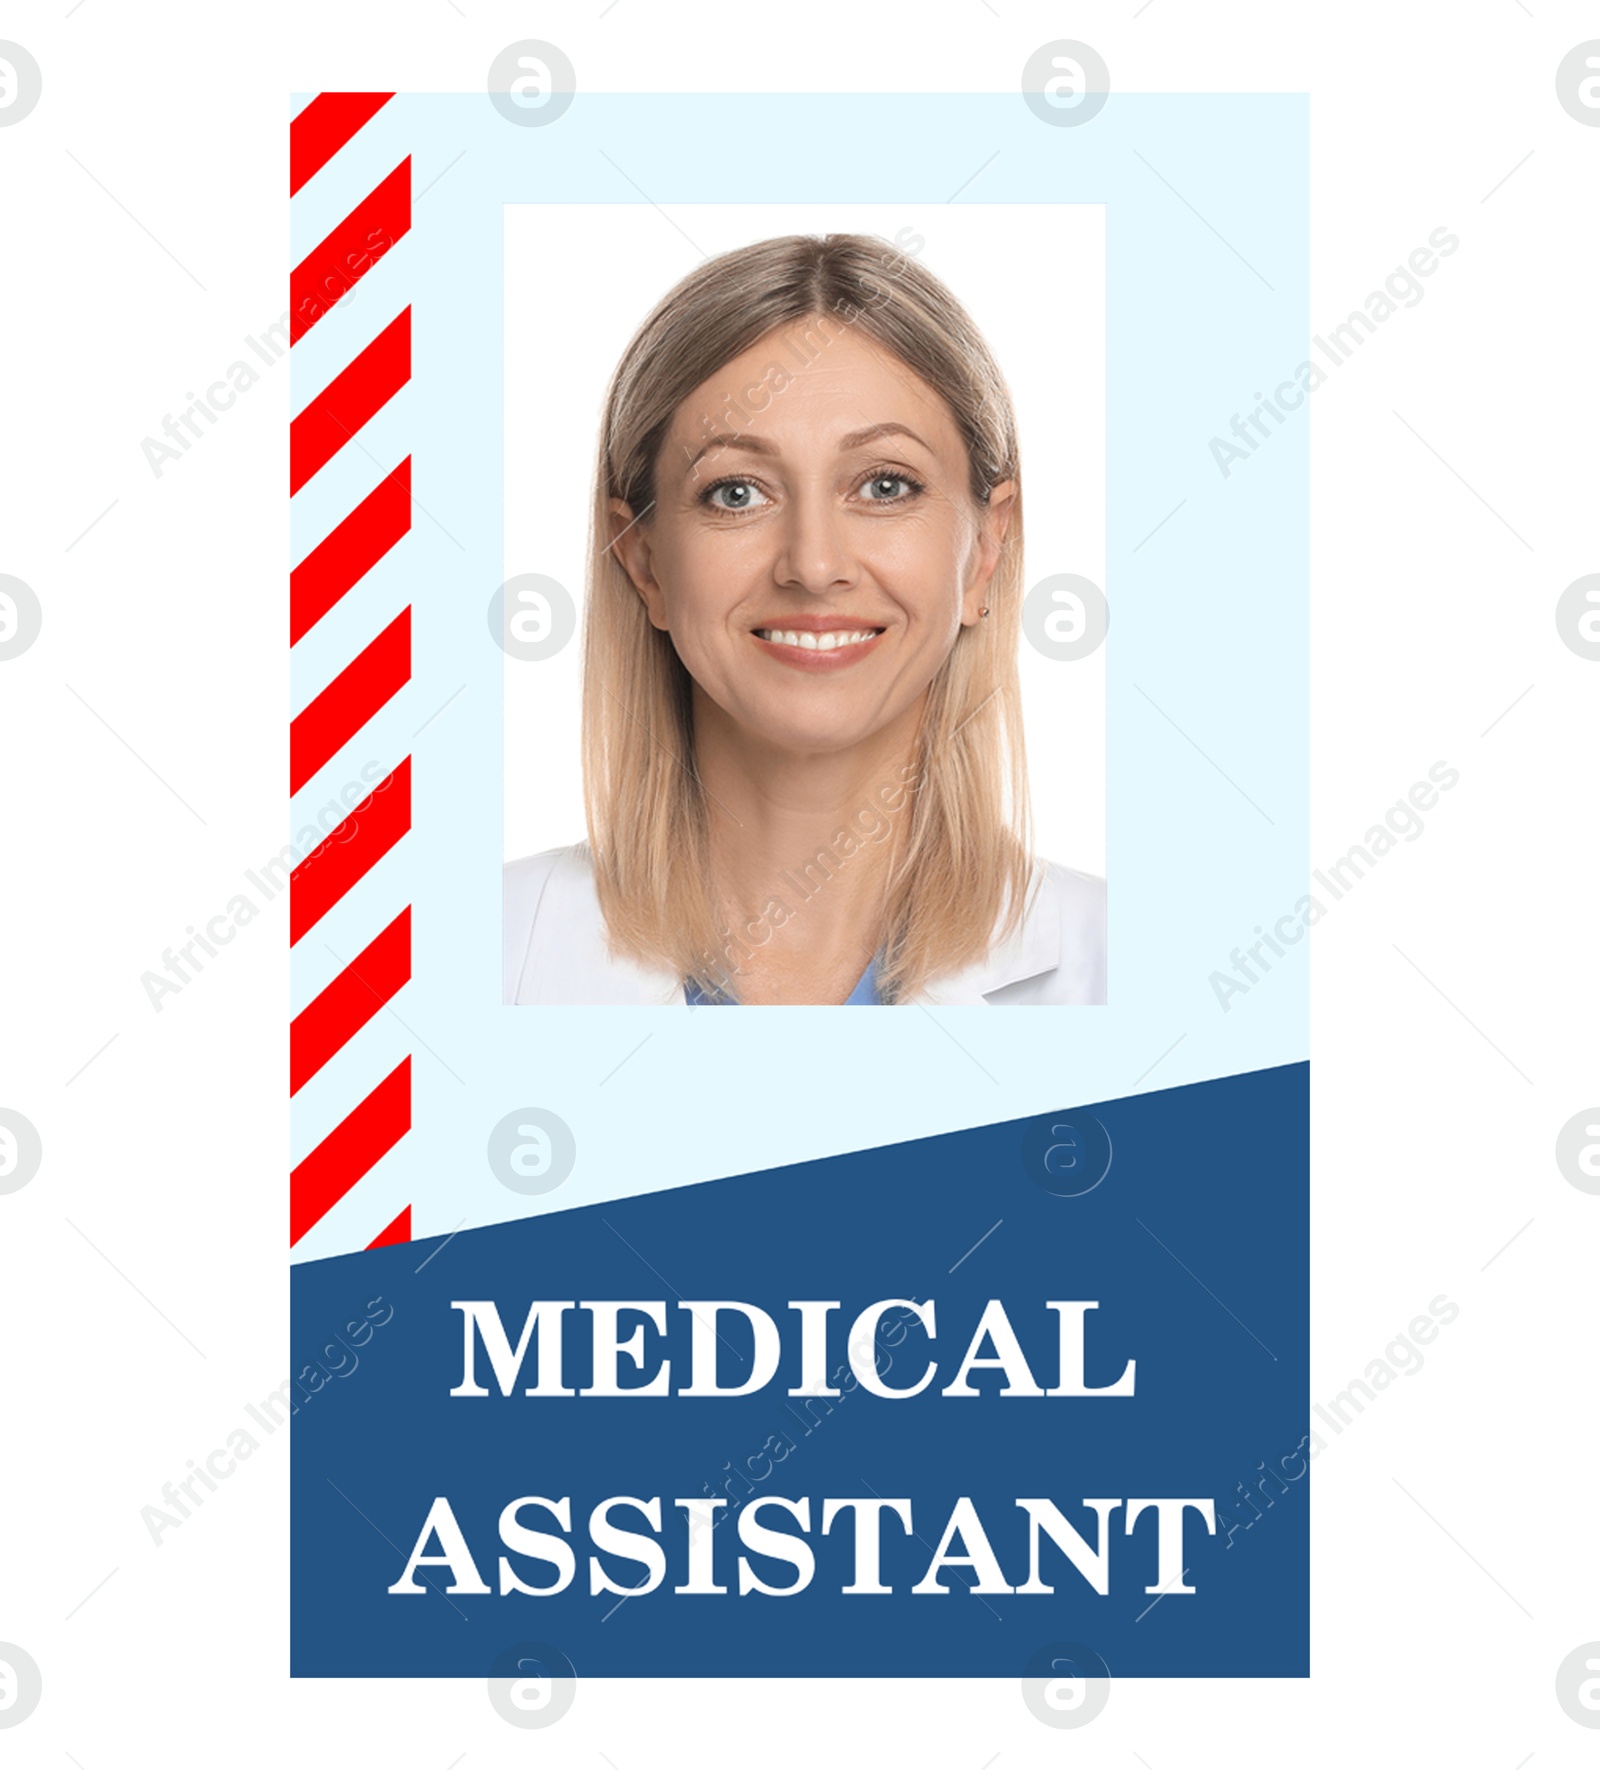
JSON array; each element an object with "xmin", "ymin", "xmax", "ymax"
[{"xmin": 289, "ymin": 91, "xmax": 1309, "ymax": 1262}]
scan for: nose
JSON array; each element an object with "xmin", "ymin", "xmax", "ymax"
[{"xmin": 772, "ymin": 484, "xmax": 860, "ymax": 598}]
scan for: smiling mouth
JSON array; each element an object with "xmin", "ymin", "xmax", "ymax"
[{"xmin": 752, "ymin": 626, "xmax": 884, "ymax": 652}]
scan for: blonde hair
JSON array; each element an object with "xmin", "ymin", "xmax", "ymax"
[{"xmin": 579, "ymin": 232, "xmax": 1031, "ymax": 1002}]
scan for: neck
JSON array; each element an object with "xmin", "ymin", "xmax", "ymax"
[{"xmin": 691, "ymin": 691, "xmax": 922, "ymax": 1002}]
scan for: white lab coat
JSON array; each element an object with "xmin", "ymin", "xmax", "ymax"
[{"xmin": 502, "ymin": 843, "xmax": 1106, "ymax": 1006}]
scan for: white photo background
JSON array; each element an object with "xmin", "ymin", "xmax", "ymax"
[{"xmin": 503, "ymin": 202, "xmax": 1106, "ymax": 881}]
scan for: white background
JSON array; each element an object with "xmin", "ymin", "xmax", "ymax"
[
  {"xmin": 3, "ymin": 3, "xmax": 1598, "ymax": 1766},
  {"xmin": 504, "ymin": 201, "xmax": 1106, "ymax": 875}
]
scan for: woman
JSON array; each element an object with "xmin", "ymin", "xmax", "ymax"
[{"xmin": 504, "ymin": 232, "xmax": 1104, "ymax": 1006}]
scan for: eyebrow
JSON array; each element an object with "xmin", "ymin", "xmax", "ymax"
[{"xmin": 683, "ymin": 421, "xmax": 935, "ymax": 475}]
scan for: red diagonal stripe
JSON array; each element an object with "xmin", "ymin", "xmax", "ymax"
[
  {"xmin": 290, "ymin": 608, "xmax": 411, "ymax": 795},
  {"xmin": 291, "ymin": 158, "xmax": 410, "ymax": 342},
  {"xmin": 291, "ymin": 1056, "xmax": 410, "ymax": 1245},
  {"xmin": 289, "ymin": 907, "xmax": 411, "ymax": 1096},
  {"xmin": 290, "ymin": 756, "xmax": 411, "ymax": 946},
  {"xmin": 290, "ymin": 308, "xmax": 410, "ymax": 495},
  {"xmin": 290, "ymin": 92, "xmax": 393, "ymax": 196},
  {"xmin": 291, "ymin": 459, "xmax": 411, "ymax": 645},
  {"xmin": 367, "ymin": 1205, "xmax": 412, "ymax": 1249}
]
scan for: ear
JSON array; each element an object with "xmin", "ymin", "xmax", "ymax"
[
  {"xmin": 607, "ymin": 496, "xmax": 669, "ymax": 630},
  {"xmin": 960, "ymin": 478, "xmax": 1018, "ymax": 626}
]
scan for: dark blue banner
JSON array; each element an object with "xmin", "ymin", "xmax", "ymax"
[{"xmin": 291, "ymin": 1063, "xmax": 1308, "ymax": 1676}]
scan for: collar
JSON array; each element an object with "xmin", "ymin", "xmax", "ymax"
[
  {"xmin": 911, "ymin": 858, "xmax": 1060, "ymax": 1004},
  {"xmin": 516, "ymin": 845, "xmax": 684, "ymax": 1005},
  {"xmin": 685, "ymin": 951, "xmax": 881, "ymax": 1007},
  {"xmin": 517, "ymin": 847, "xmax": 1061, "ymax": 1006}
]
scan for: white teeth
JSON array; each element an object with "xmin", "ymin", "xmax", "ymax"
[{"xmin": 757, "ymin": 628, "xmax": 877, "ymax": 650}]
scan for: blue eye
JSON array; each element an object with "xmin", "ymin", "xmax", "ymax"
[
  {"xmin": 697, "ymin": 467, "xmax": 926, "ymax": 513},
  {"xmin": 860, "ymin": 471, "xmax": 920, "ymax": 502},
  {"xmin": 703, "ymin": 478, "xmax": 769, "ymax": 512}
]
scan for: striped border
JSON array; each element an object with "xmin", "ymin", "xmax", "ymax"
[{"xmin": 289, "ymin": 93, "xmax": 413, "ymax": 1254}]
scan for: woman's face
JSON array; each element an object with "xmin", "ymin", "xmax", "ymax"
[{"xmin": 609, "ymin": 321, "xmax": 1016, "ymax": 760}]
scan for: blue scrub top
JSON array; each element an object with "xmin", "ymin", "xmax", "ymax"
[{"xmin": 686, "ymin": 955, "xmax": 881, "ymax": 1006}]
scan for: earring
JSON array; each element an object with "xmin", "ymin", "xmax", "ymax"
[{"xmin": 978, "ymin": 606, "xmax": 990, "ymax": 618}]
